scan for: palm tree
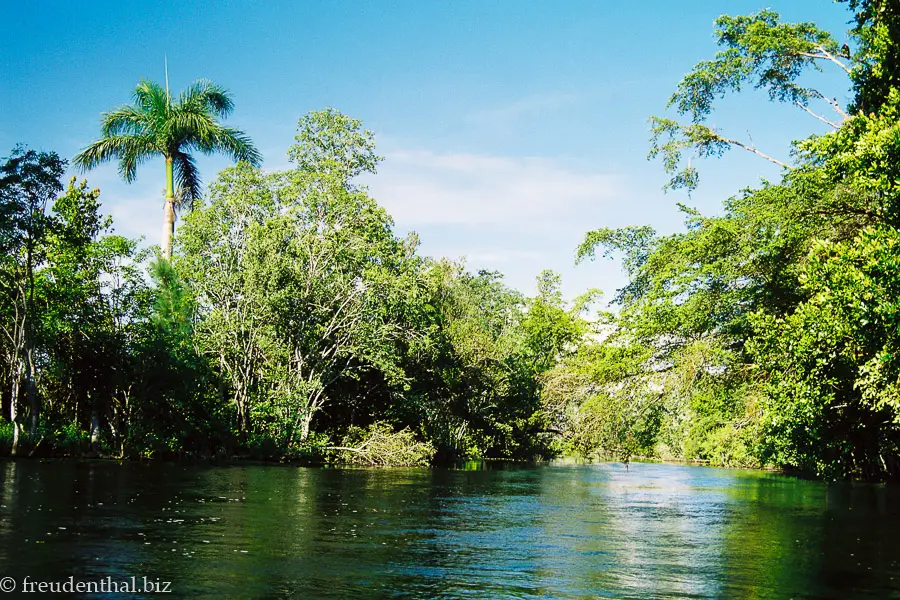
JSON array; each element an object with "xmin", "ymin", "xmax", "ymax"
[{"xmin": 74, "ymin": 79, "xmax": 261, "ymax": 259}]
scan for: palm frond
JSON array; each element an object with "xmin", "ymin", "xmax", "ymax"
[
  {"xmin": 165, "ymin": 110, "xmax": 219, "ymax": 152},
  {"xmin": 168, "ymin": 108, "xmax": 261, "ymax": 166},
  {"xmin": 116, "ymin": 135, "xmax": 158, "ymax": 182},
  {"xmin": 79, "ymin": 77, "xmax": 258, "ymax": 217},
  {"xmin": 73, "ymin": 135, "xmax": 157, "ymax": 180},
  {"xmin": 172, "ymin": 150, "xmax": 202, "ymax": 211},
  {"xmin": 179, "ymin": 79, "xmax": 234, "ymax": 118},
  {"xmin": 133, "ymin": 79, "xmax": 170, "ymax": 117},
  {"xmin": 208, "ymin": 126, "xmax": 262, "ymax": 166},
  {"xmin": 101, "ymin": 104, "xmax": 152, "ymax": 137}
]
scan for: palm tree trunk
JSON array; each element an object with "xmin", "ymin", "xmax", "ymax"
[{"xmin": 162, "ymin": 157, "xmax": 176, "ymax": 260}]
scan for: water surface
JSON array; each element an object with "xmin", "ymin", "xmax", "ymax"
[{"xmin": 0, "ymin": 460, "xmax": 898, "ymax": 598}]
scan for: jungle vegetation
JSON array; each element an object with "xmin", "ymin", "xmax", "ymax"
[
  {"xmin": 550, "ymin": 0, "xmax": 900, "ymax": 479},
  {"xmin": 3, "ymin": 1, "xmax": 900, "ymax": 477},
  {"xmin": 0, "ymin": 105, "xmax": 590, "ymax": 465}
]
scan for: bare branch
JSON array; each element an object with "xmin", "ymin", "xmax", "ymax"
[
  {"xmin": 796, "ymin": 46, "xmax": 852, "ymax": 75},
  {"xmin": 795, "ymin": 101, "xmax": 840, "ymax": 129},
  {"xmin": 808, "ymin": 88, "xmax": 850, "ymax": 121},
  {"xmin": 717, "ymin": 134, "xmax": 792, "ymax": 169}
]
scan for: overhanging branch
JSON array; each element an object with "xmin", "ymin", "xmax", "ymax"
[
  {"xmin": 796, "ymin": 46, "xmax": 852, "ymax": 75},
  {"xmin": 795, "ymin": 102, "xmax": 840, "ymax": 129},
  {"xmin": 717, "ymin": 134, "xmax": 792, "ymax": 170}
]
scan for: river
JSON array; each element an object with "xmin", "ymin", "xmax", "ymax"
[{"xmin": 0, "ymin": 460, "xmax": 898, "ymax": 598}]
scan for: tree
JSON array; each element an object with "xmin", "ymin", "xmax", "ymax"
[
  {"xmin": 649, "ymin": 10, "xmax": 853, "ymax": 191},
  {"xmin": 0, "ymin": 147, "xmax": 65, "ymax": 454},
  {"xmin": 1, "ymin": 147, "xmax": 148, "ymax": 458},
  {"xmin": 176, "ymin": 163, "xmax": 275, "ymax": 437},
  {"xmin": 177, "ymin": 111, "xmax": 412, "ymax": 450},
  {"xmin": 840, "ymin": 0, "xmax": 900, "ymax": 114},
  {"xmin": 73, "ymin": 79, "xmax": 262, "ymax": 259},
  {"xmin": 41, "ymin": 178, "xmax": 143, "ymax": 456},
  {"xmin": 563, "ymin": 4, "xmax": 900, "ymax": 477},
  {"xmin": 393, "ymin": 265, "xmax": 591, "ymax": 460},
  {"xmin": 288, "ymin": 108, "xmax": 382, "ymax": 186}
]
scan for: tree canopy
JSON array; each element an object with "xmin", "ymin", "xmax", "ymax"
[
  {"xmin": 561, "ymin": 2, "xmax": 900, "ymax": 479},
  {"xmin": 74, "ymin": 79, "xmax": 261, "ymax": 258}
]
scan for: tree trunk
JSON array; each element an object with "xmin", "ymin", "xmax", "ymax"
[
  {"xmin": 161, "ymin": 156, "xmax": 176, "ymax": 260},
  {"xmin": 25, "ymin": 349, "xmax": 38, "ymax": 437},
  {"xmin": 90, "ymin": 410, "xmax": 101, "ymax": 451},
  {"xmin": 9, "ymin": 376, "xmax": 20, "ymax": 456},
  {"xmin": 300, "ymin": 412, "xmax": 312, "ymax": 442}
]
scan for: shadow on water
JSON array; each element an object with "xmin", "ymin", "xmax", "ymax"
[{"xmin": 0, "ymin": 459, "xmax": 899, "ymax": 598}]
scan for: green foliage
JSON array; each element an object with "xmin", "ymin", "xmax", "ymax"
[
  {"xmin": 672, "ymin": 10, "xmax": 846, "ymax": 121},
  {"xmin": 288, "ymin": 108, "xmax": 382, "ymax": 184},
  {"xmin": 749, "ymin": 226, "xmax": 900, "ymax": 478},
  {"xmin": 150, "ymin": 259, "xmax": 195, "ymax": 344},
  {"xmin": 0, "ymin": 422, "xmax": 13, "ymax": 455},
  {"xmin": 391, "ymin": 264, "xmax": 593, "ymax": 461},
  {"xmin": 7, "ymin": 95, "xmax": 606, "ymax": 465},
  {"xmin": 52, "ymin": 422, "xmax": 92, "ymax": 455},
  {"xmin": 176, "ymin": 157, "xmax": 415, "ymax": 448},
  {"xmin": 0, "ymin": 144, "xmax": 235, "ymax": 460},
  {"xmin": 841, "ymin": 0, "xmax": 900, "ymax": 113},
  {"xmin": 331, "ymin": 422, "xmax": 435, "ymax": 467},
  {"xmin": 166, "ymin": 111, "xmax": 589, "ymax": 463},
  {"xmin": 556, "ymin": 3, "xmax": 900, "ymax": 480},
  {"xmin": 1, "ymin": 147, "xmax": 67, "ymax": 452},
  {"xmin": 649, "ymin": 9, "xmax": 851, "ymax": 191},
  {"xmin": 8, "ymin": 1, "xmax": 900, "ymax": 481},
  {"xmin": 648, "ymin": 119, "xmax": 767, "ymax": 192},
  {"xmin": 74, "ymin": 78, "xmax": 261, "ymax": 260},
  {"xmin": 74, "ymin": 78, "xmax": 261, "ymax": 208}
]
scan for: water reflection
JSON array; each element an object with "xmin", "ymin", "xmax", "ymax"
[{"xmin": 0, "ymin": 460, "xmax": 898, "ymax": 598}]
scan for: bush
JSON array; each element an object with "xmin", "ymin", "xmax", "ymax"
[
  {"xmin": 0, "ymin": 422, "xmax": 13, "ymax": 455},
  {"xmin": 330, "ymin": 422, "xmax": 435, "ymax": 467},
  {"xmin": 54, "ymin": 422, "xmax": 92, "ymax": 455},
  {"xmin": 698, "ymin": 424, "xmax": 759, "ymax": 468}
]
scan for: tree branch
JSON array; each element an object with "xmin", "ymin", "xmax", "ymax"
[
  {"xmin": 794, "ymin": 101, "xmax": 840, "ymax": 129},
  {"xmin": 808, "ymin": 88, "xmax": 850, "ymax": 121},
  {"xmin": 717, "ymin": 134, "xmax": 792, "ymax": 169},
  {"xmin": 796, "ymin": 46, "xmax": 852, "ymax": 75}
]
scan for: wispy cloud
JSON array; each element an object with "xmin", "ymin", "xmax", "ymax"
[
  {"xmin": 465, "ymin": 92, "xmax": 581, "ymax": 132},
  {"xmin": 365, "ymin": 148, "xmax": 622, "ymax": 228},
  {"xmin": 105, "ymin": 193, "xmax": 160, "ymax": 244},
  {"xmin": 465, "ymin": 250, "xmax": 545, "ymax": 265},
  {"xmin": 81, "ymin": 148, "xmax": 631, "ymax": 299}
]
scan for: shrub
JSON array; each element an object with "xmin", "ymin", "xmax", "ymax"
[{"xmin": 330, "ymin": 422, "xmax": 435, "ymax": 467}]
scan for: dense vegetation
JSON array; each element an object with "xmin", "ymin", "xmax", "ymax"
[
  {"xmin": 0, "ymin": 107, "xmax": 590, "ymax": 464},
  {"xmin": 551, "ymin": 0, "xmax": 900, "ymax": 479},
  {"xmin": 3, "ymin": 1, "xmax": 900, "ymax": 478}
]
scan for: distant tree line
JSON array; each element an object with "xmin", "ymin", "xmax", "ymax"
[{"xmin": 0, "ymin": 109, "xmax": 591, "ymax": 465}]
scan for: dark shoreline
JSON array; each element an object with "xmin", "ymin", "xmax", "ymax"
[{"xmin": 0, "ymin": 453, "xmax": 857, "ymax": 482}]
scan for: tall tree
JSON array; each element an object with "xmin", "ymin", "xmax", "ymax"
[
  {"xmin": 564, "ymin": 4, "xmax": 900, "ymax": 478},
  {"xmin": 841, "ymin": 0, "xmax": 900, "ymax": 114},
  {"xmin": 73, "ymin": 79, "xmax": 261, "ymax": 259},
  {"xmin": 288, "ymin": 108, "xmax": 382, "ymax": 186},
  {"xmin": 0, "ymin": 147, "xmax": 65, "ymax": 454}
]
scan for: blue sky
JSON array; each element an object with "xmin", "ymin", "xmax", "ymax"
[{"xmin": 2, "ymin": 1, "xmax": 853, "ymax": 301}]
